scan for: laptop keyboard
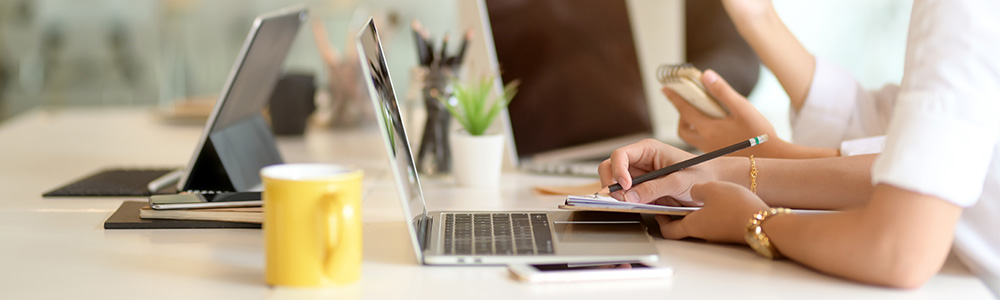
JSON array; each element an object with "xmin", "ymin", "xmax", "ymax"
[{"xmin": 442, "ymin": 213, "xmax": 555, "ymax": 255}]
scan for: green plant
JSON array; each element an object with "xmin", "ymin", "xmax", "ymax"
[{"xmin": 438, "ymin": 75, "xmax": 519, "ymax": 136}]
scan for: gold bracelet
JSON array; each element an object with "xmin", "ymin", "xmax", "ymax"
[
  {"xmin": 749, "ymin": 155, "xmax": 758, "ymax": 194},
  {"xmin": 745, "ymin": 207, "xmax": 792, "ymax": 259}
]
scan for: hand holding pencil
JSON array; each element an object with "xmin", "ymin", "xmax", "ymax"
[{"xmin": 597, "ymin": 135, "xmax": 768, "ymax": 204}]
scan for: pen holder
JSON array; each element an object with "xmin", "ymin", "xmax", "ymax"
[{"xmin": 416, "ymin": 66, "xmax": 453, "ymax": 175}]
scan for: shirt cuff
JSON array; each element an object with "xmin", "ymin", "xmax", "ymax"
[
  {"xmin": 840, "ymin": 136, "xmax": 886, "ymax": 156},
  {"xmin": 790, "ymin": 58, "xmax": 859, "ymax": 149},
  {"xmin": 872, "ymin": 92, "xmax": 997, "ymax": 207}
]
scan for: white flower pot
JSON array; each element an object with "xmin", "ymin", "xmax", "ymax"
[{"xmin": 450, "ymin": 133, "xmax": 504, "ymax": 187}]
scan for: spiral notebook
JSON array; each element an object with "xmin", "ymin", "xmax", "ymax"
[{"xmin": 656, "ymin": 63, "xmax": 729, "ymax": 119}]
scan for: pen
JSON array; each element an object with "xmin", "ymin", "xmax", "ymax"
[
  {"xmin": 600, "ymin": 134, "xmax": 769, "ymax": 195},
  {"xmin": 147, "ymin": 169, "xmax": 184, "ymax": 193}
]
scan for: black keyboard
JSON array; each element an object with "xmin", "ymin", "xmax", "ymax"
[
  {"xmin": 442, "ymin": 213, "xmax": 554, "ymax": 255},
  {"xmin": 43, "ymin": 168, "xmax": 179, "ymax": 197}
]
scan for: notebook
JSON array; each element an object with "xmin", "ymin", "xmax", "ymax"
[
  {"xmin": 656, "ymin": 63, "xmax": 728, "ymax": 118},
  {"xmin": 139, "ymin": 205, "xmax": 263, "ymax": 224},
  {"xmin": 104, "ymin": 201, "xmax": 260, "ymax": 229},
  {"xmin": 560, "ymin": 195, "xmax": 831, "ymax": 216},
  {"xmin": 358, "ymin": 18, "xmax": 659, "ymax": 265}
]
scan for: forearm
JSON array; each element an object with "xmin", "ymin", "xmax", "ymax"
[
  {"xmin": 716, "ymin": 154, "xmax": 875, "ymax": 209},
  {"xmin": 762, "ymin": 185, "xmax": 961, "ymax": 288},
  {"xmin": 747, "ymin": 138, "xmax": 839, "ymax": 159},
  {"xmin": 730, "ymin": 6, "xmax": 815, "ymax": 111}
]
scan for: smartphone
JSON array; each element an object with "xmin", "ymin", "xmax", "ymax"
[
  {"xmin": 148, "ymin": 192, "xmax": 262, "ymax": 210},
  {"xmin": 508, "ymin": 261, "xmax": 673, "ymax": 283}
]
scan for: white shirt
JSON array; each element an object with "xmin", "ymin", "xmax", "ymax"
[
  {"xmin": 790, "ymin": 58, "xmax": 897, "ymax": 156},
  {"xmin": 793, "ymin": 0, "xmax": 1000, "ymax": 293}
]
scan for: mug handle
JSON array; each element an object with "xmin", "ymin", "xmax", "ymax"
[{"xmin": 321, "ymin": 189, "xmax": 352, "ymax": 278}]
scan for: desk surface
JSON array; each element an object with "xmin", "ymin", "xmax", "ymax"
[{"xmin": 0, "ymin": 108, "xmax": 994, "ymax": 299}]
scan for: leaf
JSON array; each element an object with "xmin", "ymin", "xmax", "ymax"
[{"xmin": 438, "ymin": 74, "xmax": 519, "ymax": 136}]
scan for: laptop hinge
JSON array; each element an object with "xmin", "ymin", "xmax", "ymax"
[{"xmin": 415, "ymin": 214, "xmax": 433, "ymax": 252}]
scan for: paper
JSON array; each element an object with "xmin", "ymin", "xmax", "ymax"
[
  {"xmin": 560, "ymin": 195, "xmax": 698, "ymax": 216},
  {"xmin": 534, "ymin": 181, "xmax": 603, "ymax": 196}
]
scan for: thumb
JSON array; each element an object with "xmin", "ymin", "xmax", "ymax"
[
  {"xmin": 702, "ymin": 69, "xmax": 753, "ymax": 112},
  {"xmin": 623, "ymin": 177, "xmax": 676, "ymax": 204}
]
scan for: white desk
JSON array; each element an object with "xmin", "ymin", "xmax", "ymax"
[{"xmin": 0, "ymin": 108, "xmax": 994, "ymax": 299}]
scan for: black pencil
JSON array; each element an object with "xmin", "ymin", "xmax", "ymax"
[
  {"xmin": 411, "ymin": 21, "xmax": 428, "ymax": 66},
  {"xmin": 452, "ymin": 29, "xmax": 472, "ymax": 67},
  {"xmin": 602, "ymin": 134, "xmax": 769, "ymax": 194}
]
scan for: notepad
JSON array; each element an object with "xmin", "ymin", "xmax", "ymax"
[
  {"xmin": 657, "ymin": 63, "xmax": 728, "ymax": 119},
  {"xmin": 139, "ymin": 205, "xmax": 263, "ymax": 224},
  {"xmin": 560, "ymin": 195, "xmax": 829, "ymax": 216},
  {"xmin": 560, "ymin": 195, "xmax": 698, "ymax": 216}
]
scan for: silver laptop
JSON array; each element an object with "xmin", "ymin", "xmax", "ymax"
[
  {"xmin": 357, "ymin": 19, "xmax": 659, "ymax": 265},
  {"xmin": 479, "ymin": 0, "xmax": 654, "ymax": 176}
]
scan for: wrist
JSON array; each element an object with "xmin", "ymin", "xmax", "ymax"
[{"xmin": 713, "ymin": 156, "xmax": 752, "ymax": 187}]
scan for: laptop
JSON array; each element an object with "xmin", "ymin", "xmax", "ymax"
[
  {"xmin": 480, "ymin": 0, "xmax": 654, "ymax": 176},
  {"xmin": 174, "ymin": 6, "xmax": 307, "ymax": 193},
  {"xmin": 357, "ymin": 18, "xmax": 659, "ymax": 265}
]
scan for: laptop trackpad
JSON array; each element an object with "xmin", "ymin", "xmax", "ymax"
[{"xmin": 553, "ymin": 222, "xmax": 653, "ymax": 256}]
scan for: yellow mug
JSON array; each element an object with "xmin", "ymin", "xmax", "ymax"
[{"xmin": 260, "ymin": 163, "xmax": 364, "ymax": 287}]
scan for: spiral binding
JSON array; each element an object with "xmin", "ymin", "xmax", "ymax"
[{"xmin": 656, "ymin": 63, "xmax": 696, "ymax": 84}]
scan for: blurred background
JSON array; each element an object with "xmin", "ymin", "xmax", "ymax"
[
  {"xmin": 0, "ymin": 0, "xmax": 912, "ymax": 142},
  {"xmin": 0, "ymin": 0, "xmax": 457, "ymax": 123}
]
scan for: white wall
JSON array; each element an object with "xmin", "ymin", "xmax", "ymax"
[{"xmin": 750, "ymin": 0, "xmax": 913, "ymax": 143}]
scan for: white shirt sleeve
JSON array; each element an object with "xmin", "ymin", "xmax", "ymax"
[
  {"xmin": 790, "ymin": 58, "xmax": 900, "ymax": 150},
  {"xmin": 871, "ymin": 0, "xmax": 1000, "ymax": 207}
]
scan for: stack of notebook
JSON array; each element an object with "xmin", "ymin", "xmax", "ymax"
[{"xmin": 104, "ymin": 201, "xmax": 262, "ymax": 229}]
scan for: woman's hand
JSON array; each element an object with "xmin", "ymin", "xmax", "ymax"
[
  {"xmin": 656, "ymin": 181, "xmax": 768, "ymax": 244},
  {"xmin": 666, "ymin": 69, "xmax": 787, "ymax": 157},
  {"xmin": 598, "ymin": 139, "xmax": 729, "ymax": 205}
]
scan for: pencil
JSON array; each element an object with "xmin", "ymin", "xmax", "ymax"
[
  {"xmin": 452, "ymin": 29, "xmax": 472, "ymax": 67},
  {"xmin": 601, "ymin": 134, "xmax": 769, "ymax": 194},
  {"xmin": 437, "ymin": 34, "xmax": 449, "ymax": 68},
  {"xmin": 411, "ymin": 21, "xmax": 430, "ymax": 66}
]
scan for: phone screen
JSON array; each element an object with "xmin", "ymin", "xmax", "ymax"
[{"xmin": 531, "ymin": 262, "xmax": 651, "ymax": 272}]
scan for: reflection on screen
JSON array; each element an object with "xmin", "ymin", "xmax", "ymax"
[
  {"xmin": 357, "ymin": 20, "xmax": 429, "ymax": 234},
  {"xmin": 534, "ymin": 262, "xmax": 648, "ymax": 272}
]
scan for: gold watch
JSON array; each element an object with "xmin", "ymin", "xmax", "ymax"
[{"xmin": 745, "ymin": 207, "xmax": 792, "ymax": 259}]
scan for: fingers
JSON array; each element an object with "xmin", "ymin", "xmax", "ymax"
[
  {"xmin": 656, "ymin": 214, "xmax": 688, "ymax": 240},
  {"xmin": 676, "ymin": 117, "xmax": 700, "ymax": 145},
  {"xmin": 607, "ymin": 139, "xmax": 663, "ymax": 191},
  {"xmin": 701, "ymin": 69, "xmax": 751, "ymax": 113},
  {"xmin": 598, "ymin": 159, "xmax": 615, "ymax": 188}
]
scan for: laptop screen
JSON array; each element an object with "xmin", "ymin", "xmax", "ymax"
[
  {"xmin": 484, "ymin": 0, "xmax": 652, "ymax": 160},
  {"xmin": 357, "ymin": 19, "xmax": 430, "ymax": 257}
]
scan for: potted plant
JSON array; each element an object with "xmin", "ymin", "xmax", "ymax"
[{"xmin": 438, "ymin": 75, "xmax": 519, "ymax": 187}]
